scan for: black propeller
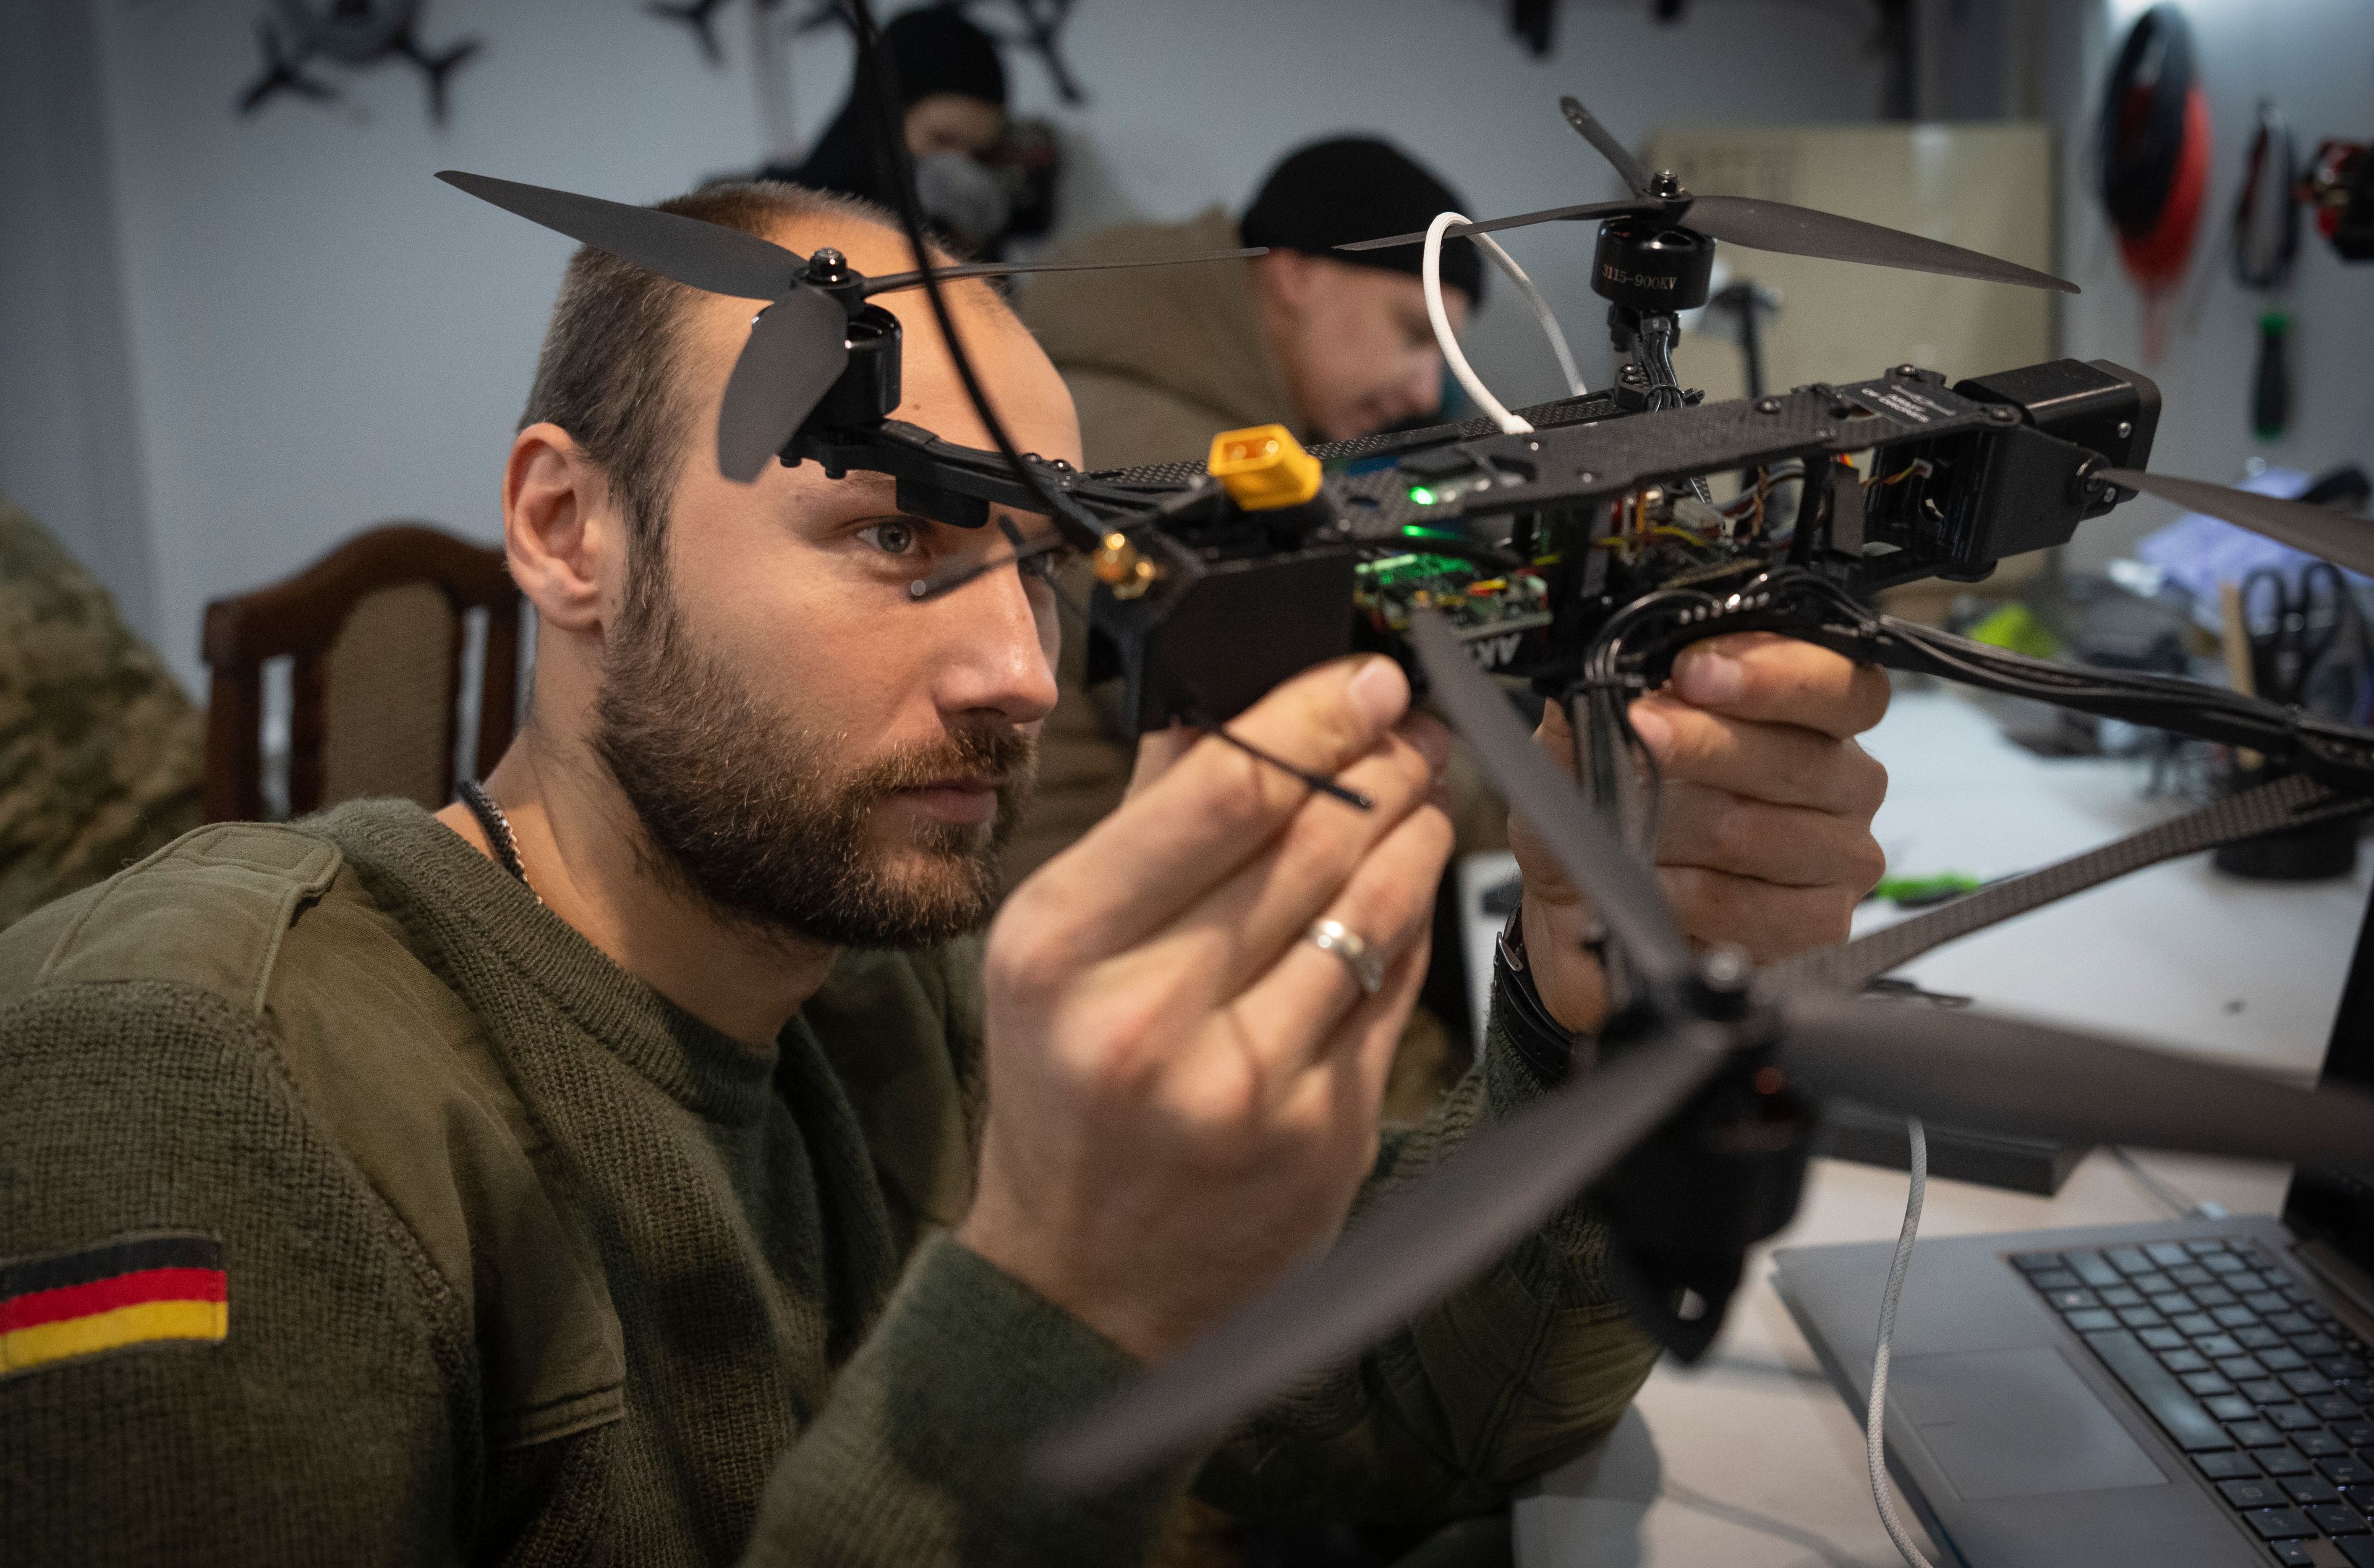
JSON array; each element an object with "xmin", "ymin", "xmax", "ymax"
[
  {"xmin": 2100, "ymin": 468, "xmax": 2374, "ymax": 578},
  {"xmin": 1034, "ymin": 1019, "xmax": 1735, "ymax": 1490},
  {"xmin": 1034, "ymin": 605, "xmax": 2374, "ymax": 1491},
  {"xmin": 437, "ymin": 170, "xmax": 1264, "ymax": 480},
  {"xmin": 1339, "ymin": 94, "xmax": 2078, "ymax": 295},
  {"xmin": 715, "ymin": 290, "xmax": 852, "ymax": 484},
  {"xmin": 438, "ymin": 170, "xmax": 802, "ymax": 300},
  {"xmin": 1560, "ymin": 92, "xmax": 1653, "ymax": 199}
]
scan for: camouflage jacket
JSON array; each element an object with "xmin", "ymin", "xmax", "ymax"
[{"xmin": 0, "ymin": 496, "xmax": 202, "ymax": 926}]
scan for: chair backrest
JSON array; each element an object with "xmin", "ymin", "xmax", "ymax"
[{"xmin": 200, "ymin": 523, "xmax": 522, "ymax": 823}]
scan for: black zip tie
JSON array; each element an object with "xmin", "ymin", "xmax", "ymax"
[{"xmin": 1200, "ymin": 724, "xmax": 1374, "ymax": 810}]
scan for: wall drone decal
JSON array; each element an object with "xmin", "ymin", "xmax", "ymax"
[
  {"xmin": 237, "ymin": 0, "xmax": 481, "ymax": 127},
  {"xmin": 649, "ymin": 0, "xmax": 1086, "ymax": 106}
]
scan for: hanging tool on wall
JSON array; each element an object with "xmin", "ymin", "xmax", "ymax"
[
  {"xmin": 2300, "ymin": 136, "xmax": 2374, "ymax": 262},
  {"xmin": 1702, "ymin": 278, "xmax": 1782, "ymax": 401},
  {"xmin": 2096, "ymin": 4, "xmax": 2210, "ymax": 360},
  {"xmin": 2231, "ymin": 100, "xmax": 2302, "ymax": 441}
]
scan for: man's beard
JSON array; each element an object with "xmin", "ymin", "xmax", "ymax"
[{"xmin": 592, "ymin": 576, "xmax": 1035, "ymax": 950}]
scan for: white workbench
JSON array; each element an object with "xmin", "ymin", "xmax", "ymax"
[{"xmin": 1512, "ymin": 685, "xmax": 2371, "ymax": 1567}]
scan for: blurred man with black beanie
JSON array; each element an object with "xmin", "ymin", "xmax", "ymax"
[
  {"xmin": 1017, "ymin": 135, "xmax": 1482, "ymax": 472},
  {"xmin": 1007, "ymin": 137, "xmax": 1504, "ymax": 1126}
]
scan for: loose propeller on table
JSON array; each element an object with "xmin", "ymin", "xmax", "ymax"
[
  {"xmin": 437, "ymin": 170, "xmax": 1264, "ymax": 481},
  {"xmin": 1032, "ymin": 606, "xmax": 2374, "ymax": 1491},
  {"xmin": 1340, "ymin": 93, "xmax": 2078, "ymax": 296}
]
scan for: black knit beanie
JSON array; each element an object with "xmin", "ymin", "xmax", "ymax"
[
  {"xmin": 1240, "ymin": 137, "xmax": 1484, "ymax": 305},
  {"xmin": 880, "ymin": 5, "xmax": 1007, "ymax": 109}
]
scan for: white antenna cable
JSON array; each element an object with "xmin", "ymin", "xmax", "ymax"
[{"xmin": 1422, "ymin": 210, "xmax": 1588, "ymax": 436}]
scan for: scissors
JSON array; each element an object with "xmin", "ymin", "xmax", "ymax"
[{"xmin": 2239, "ymin": 561, "xmax": 2347, "ymax": 705}]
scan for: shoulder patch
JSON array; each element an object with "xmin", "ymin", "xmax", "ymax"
[
  {"xmin": 23, "ymin": 823, "xmax": 341, "ymax": 1015},
  {"xmin": 1, "ymin": 1230, "xmax": 228, "ymax": 1375}
]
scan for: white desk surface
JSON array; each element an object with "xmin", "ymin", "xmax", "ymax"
[{"xmin": 1513, "ymin": 685, "xmax": 2371, "ymax": 1567}]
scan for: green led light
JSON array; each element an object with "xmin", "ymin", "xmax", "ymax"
[{"xmin": 1408, "ymin": 486, "xmax": 1436, "ymax": 506}]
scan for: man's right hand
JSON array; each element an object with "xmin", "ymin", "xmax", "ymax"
[{"xmin": 959, "ymin": 656, "xmax": 1453, "ymax": 1363}]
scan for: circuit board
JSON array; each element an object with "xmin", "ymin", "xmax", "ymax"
[{"xmin": 1353, "ymin": 551, "xmax": 1552, "ymax": 674}]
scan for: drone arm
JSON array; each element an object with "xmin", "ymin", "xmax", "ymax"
[
  {"xmin": 790, "ymin": 420, "xmax": 1115, "ymax": 548},
  {"xmin": 1188, "ymin": 1041, "xmax": 1662, "ymax": 1524}
]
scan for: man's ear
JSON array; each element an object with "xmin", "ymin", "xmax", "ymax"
[
  {"xmin": 1253, "ymin": 247, "xmax": 1320, "ymax": 315},
  {"xmin": 505, "ymin": 423, "xmax": 624, "ymax": 634}
]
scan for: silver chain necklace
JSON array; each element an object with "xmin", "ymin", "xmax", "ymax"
[{"xmin": 456, "ymin": 778, "xmax": 540, "ymax": 902}]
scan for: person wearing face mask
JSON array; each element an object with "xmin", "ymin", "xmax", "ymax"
[{"xmin": 760, "ymin": 6, "xmax": 1019, "ymax": 256}]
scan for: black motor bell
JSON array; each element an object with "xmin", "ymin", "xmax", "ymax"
[
  {"xmin": 1592, "ymin": 214, "xmax": 1716, "ymax": 312},
  {"xmin": 807, "ymin": 303, "xmax": 902, "ymax": 431}
]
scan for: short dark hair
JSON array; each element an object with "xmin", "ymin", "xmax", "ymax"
[{"xmin": 516, "ymin": 180, "xmax": 896, "ymax": 566}]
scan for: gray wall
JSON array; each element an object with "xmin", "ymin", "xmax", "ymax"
[
  {"xmin": 2051, "ymin": 0, "xmax": 2374, "ymax": 570},
  {"xmin": 12, "ymin": 3, "xmax": 2368, "ymax": 692},
  {"xmin": 2, "ymin": 0, "xmax": 1889, "ymax": 693},
  {"xmin": 1, "ymin": 0, "xmax": 161, "ymax": 637}
]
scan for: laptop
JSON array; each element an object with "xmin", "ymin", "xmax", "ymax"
[{"xmin": 1776, "ymin": 884, "xmax": 2374, "ymax": 1568}]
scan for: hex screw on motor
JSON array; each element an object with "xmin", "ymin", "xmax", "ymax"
[
  {"xmin": 1755, "ymin": 397, "xmax": 1782, "ymax": 415},
  {"xmin": 1700, "ymin": 944, "xmax": 1750, "ymax": 993}
]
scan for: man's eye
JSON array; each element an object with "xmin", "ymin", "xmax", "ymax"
[{"xmin": 859, "ymin": 520, "xmax": 919, "ymax": 556}]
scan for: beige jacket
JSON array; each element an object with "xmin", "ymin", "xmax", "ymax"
[
  {"xmin": 1018, "ymin": 208, "xmax": 1298, "ymax": 473},
  {"xmin": 1002, "ymin": 211, "xmax": 1303, "ymax": 888}
]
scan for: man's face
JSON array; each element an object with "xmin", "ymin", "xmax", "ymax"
[
  {"xmin": 594, "ymin": 222, "xmax": 1076, "ymax": 949},
  {"xmin": 904, "ymin": 92, "xmax": 1005, "ymax": 159},
  {"xmin": 1264, "ymin": 253, "xmax": 1468, "ymax": 443}
]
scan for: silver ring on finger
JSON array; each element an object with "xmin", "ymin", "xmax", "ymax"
[{"xmin": 1306, "ymin": 918, "xmax": 1384, "ymax": 996}]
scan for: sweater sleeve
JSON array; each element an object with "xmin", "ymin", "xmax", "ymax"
[
  {"xmin": 1190, "ymin": 983, "xmax": 1663, "ymax": 1528},
  {"xmin": 740, "ymin": 1234, "xmax": 1196, "ymax": 1567},
  {"xmin": 0, "ymin": 981, "xmax": 474, "ymax": 1567}
]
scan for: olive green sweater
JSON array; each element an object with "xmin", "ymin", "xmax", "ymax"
[{"xmin": 0, "ymin": 800, "xmax": 1656, "ymax": 1565}]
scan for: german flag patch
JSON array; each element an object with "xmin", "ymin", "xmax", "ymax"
[{"xmin": 1, "ymin": 1232, "xmax": 228, "ymax": 1375}]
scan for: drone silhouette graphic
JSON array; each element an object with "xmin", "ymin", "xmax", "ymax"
[
  {"xmin": 237, "ymin": 0, "xmax": 480, "ymax": 126},
  {"xmin": 649, "ymin": 0, "xmax": 1087, "ymax": 106}
]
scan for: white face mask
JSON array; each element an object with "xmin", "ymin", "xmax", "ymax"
[{"xmin": 913, "ymin": 150, "xmax": 1012, "ymax": 252}]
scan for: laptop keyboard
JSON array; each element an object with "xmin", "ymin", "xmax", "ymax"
[{"xmin": 2014, "ymin": 1239, "xmax": 2374, "ymax": 1567}]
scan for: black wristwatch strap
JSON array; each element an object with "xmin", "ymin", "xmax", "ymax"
[{"xmin": 1492, "ymin": 904, "xmax": 1588, "ymax": 1085}]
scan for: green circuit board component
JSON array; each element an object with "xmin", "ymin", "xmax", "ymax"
[{"xmin": 1355, "ymin": 553, "xmax": 1552, "ymax": 632}]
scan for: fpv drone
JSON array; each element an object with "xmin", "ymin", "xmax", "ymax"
[{"xmin": 435, "ymin": 20, "xmax": 2374, "ymax": 1494}]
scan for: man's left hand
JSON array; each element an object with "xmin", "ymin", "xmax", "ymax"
[{"xmin": 1510, "ymin": 633, "xmax": 1891, "ymax": 1035}]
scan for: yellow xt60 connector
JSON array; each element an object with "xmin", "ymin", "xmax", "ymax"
[{"xmin": 1207, "ymin": 424, "xmax": 1322, "ymax": 510}]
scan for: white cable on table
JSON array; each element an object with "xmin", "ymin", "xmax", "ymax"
[
  {"xmin": 1867, "ymin": 1116, "xmax": 1939, "ymax": 1568},
  {"xmin": 1421, "ymin": 211, "xmax": 1587, "ymax": 437}
]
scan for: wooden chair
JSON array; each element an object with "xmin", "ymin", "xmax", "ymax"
[{"xmin": 201, "ymin": 523, "xmax": 522, "ymax": 823}]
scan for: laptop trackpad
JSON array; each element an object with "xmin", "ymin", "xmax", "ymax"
[{"xmin": 1891, "ymin": 1347, "xmax": 2171, "ymax": 1500}]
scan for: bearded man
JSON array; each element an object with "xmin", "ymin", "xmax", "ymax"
[{"xmin": 0, "ymin": 180, "xmax": 1891, "ymax": 1567}]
